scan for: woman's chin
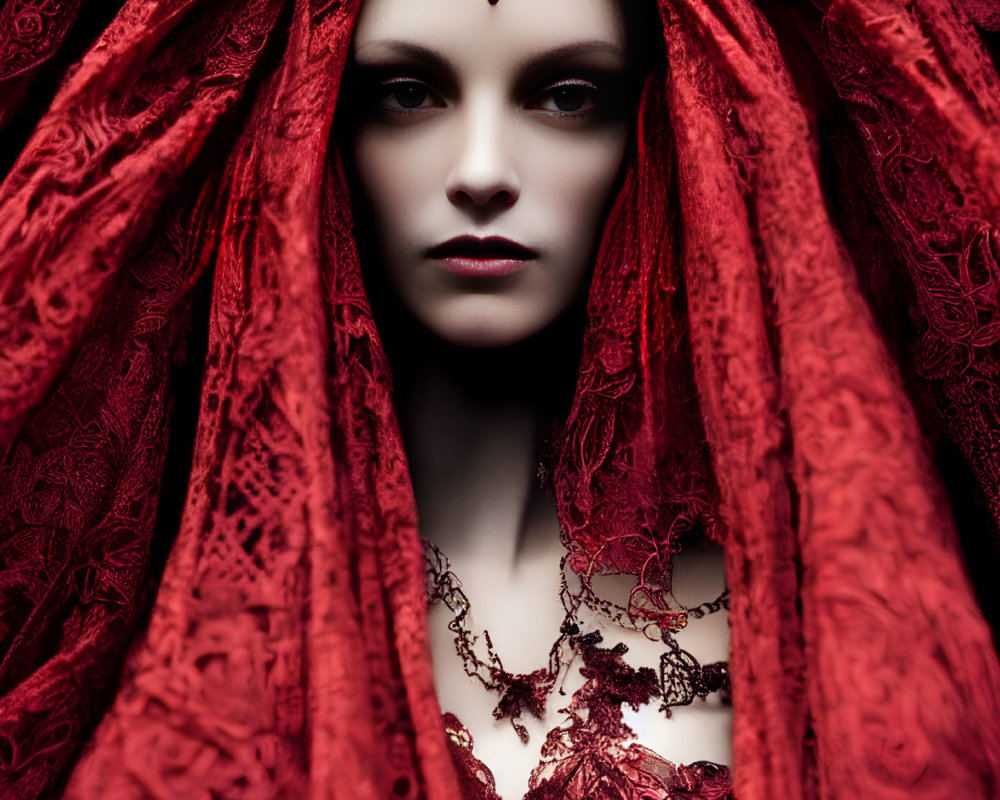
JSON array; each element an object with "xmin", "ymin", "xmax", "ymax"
[
  {"xmin": 425, "ymin": 321, "xmax": 543, "ymax": 350},
  {"xmin": 410, "ymin": 302, "xmax": 563, "ymax": 350}
]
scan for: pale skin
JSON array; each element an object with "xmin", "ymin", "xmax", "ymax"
[{"xmin": 348, "ymin": 0, "xmax": 732, "ymax": 796}]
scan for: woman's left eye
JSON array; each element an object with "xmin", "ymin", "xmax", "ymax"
[
  {"xmin": 529, "ymin": 81, "xmax": 599, "ymax": 115},
  {"xmin": 380, "ymin": 79, "xmax": 441, "ymax": 111}
]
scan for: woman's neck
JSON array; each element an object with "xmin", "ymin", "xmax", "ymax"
[
  {"xmin": 402, "ymin": 363, "xmax": 545, "ymax": 566},
  {"xmin": 387, "ymin": 312, "xmax": 583, "ymax": 568}
]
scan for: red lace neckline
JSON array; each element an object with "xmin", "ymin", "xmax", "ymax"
[{"xmin": 440, "ymin": 631, "xmax": 734, "ymax": 800}]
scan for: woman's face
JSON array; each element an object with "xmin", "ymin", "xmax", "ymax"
[{"xmin": 350, "ymin": 0, "xmax": 631, "ymax": 347}]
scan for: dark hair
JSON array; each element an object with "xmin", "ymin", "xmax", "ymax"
[{"xmin": 622, "ymin": 0, "xmax": 667, "ymax": 86}]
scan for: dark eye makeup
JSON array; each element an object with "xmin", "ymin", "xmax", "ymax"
[
  {"xmin": 527, "ymin": 79, "xmax": 601, "ymax": 115},
  {"xmin": 380, "ymin": 78, "xmax": 442, "ymax": 111},
  {"xmin": 353, "ymin": 66, "xmax": 624, "ymax": 125}
]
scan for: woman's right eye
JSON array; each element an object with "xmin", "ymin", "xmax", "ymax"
[{"xmin": 380, "ymin": 79, "xmax": 442, "ymax": 112}]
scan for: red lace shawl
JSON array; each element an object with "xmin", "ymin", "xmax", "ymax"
[{"xmin": 1, "ymin": 0, "xmax": 999, "ymax": 797}]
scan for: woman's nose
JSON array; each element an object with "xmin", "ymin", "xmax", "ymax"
[{"xmin": 445, "ymin": 100, "xmax": 520, "ymax": 213}]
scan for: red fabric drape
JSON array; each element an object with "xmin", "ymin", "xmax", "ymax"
[
  {"xmin": 1, "ymin": 0, "xmax": 999, "ymax": 798},
  {"xmin": 664, "ymin": 2, "xmax": 1000, "ymax": 797}
]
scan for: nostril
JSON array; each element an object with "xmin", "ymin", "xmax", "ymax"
[
  {"xmin": 445, "ymin": 147, "xmax": 520, "ymax": 210},
  {"xmin": 448, "ymin": 180, "xmax": 519, "ymax": 211}
]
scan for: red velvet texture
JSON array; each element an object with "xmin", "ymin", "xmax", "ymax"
[{"xmin": 0, "ymin": 0, "xmax": 999, "ymax": 798}]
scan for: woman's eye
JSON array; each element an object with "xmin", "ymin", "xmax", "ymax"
[
  {"xmin": 530, "ymin": 81, "xmax": 599, "ymax": 115},
  {"xmin": 381, "ymin": 79, "xmax": 440, "ymax": 111}
]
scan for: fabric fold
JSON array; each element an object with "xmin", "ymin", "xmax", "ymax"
[{"xmin": 0, "ymin": 0, "xmax": 998, "ymax": 798}]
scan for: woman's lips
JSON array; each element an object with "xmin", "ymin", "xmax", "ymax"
[
  {"xmin": 427, "ymin": 236, "xmax": 536, "ymax": 278},
  {"xmin": 437, "ymin": 257, "xmax": 529, "ymax": 278}
]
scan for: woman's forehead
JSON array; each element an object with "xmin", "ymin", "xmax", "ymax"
[{"xmin": 352, "ymin": 0, "xmax": 627, "ymax": 73}]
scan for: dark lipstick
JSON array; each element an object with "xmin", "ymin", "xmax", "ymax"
[{"xmin": 428, "ymin": 236, "xmax": 537, "ymax": 278}]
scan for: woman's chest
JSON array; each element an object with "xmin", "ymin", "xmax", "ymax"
[{"xmin": 426, "ymin": 542, "xmax": 733, "ymax": 799}]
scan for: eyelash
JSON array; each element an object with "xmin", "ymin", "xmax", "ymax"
[{"xmin": 375, "ymin": 77, "xmax": 602, "ymax": 119}]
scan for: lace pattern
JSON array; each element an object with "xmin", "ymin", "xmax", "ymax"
[
  {"xmin": 442, "ymin": 632, "xmax": 733, "ymax": 800},
  {"xmin": 0, "ymin": 1, "xmax": 998, "ymax": 798}
]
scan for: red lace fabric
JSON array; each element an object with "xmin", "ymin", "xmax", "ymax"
[
  {"xmin": 1, "ymin": 1, "xmax": 999, "ymax": 799},
  {"xmin": 442, "ymin": 634, "xmax": 734, "ymax": 800}
]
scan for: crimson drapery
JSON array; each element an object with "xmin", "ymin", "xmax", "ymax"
[{"xmin": 1, "ymin": 0, "xmax": 999, "ymax": 798}]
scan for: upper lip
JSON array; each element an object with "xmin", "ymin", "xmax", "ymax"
[{"xmin": 427, "ymin": 236, "xmax": 537, "ymax": 259}]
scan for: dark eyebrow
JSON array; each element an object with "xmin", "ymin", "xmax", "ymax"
[
  {"xmin": 352, "ymin": 38, "xmax": 627, "ymax": 76},
  {"xmin": 521, "ymin": 41, "xmax": 627, "ymax": 74}
]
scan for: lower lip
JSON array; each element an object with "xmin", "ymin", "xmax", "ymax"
[{"xmin": 436, "ymin": 257, "xmax": 531, "ymax": 278}]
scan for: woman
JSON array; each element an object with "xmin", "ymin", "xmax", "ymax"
[
  {"xmin": 341, "ymin": 2, "xmax": 732, "ymax": 796},
  {"xmin": 0, "ymin": 0, "xmax": 998, "ymax": 799}
]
